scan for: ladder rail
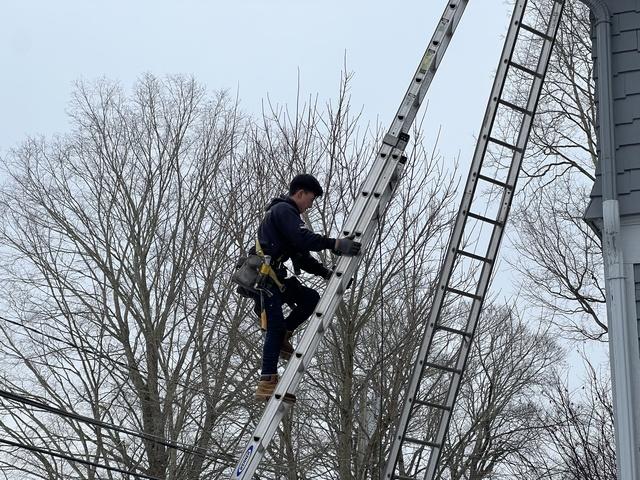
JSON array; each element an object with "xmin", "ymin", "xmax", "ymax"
[
  {"xmin": 425, "ymin": 9, "xmax": 564, "ymax": 478},
  {"xmin": 229, "ymin": 1, "xmax": 471, "ymax": 478},
  {"xmin": 384, "ymin": 1, "xmax": 565, "ymax": 479},
  {"xmin": 386, "ymin": 1, "xmax": 469, "ymax": 145},
  {"xmin": 383, "ymin": 0, "xmax": 529, "ymax": 471}
]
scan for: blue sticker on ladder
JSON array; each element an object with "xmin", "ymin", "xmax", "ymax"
[{"xmin": 236, "ymin": 445, "xmax": 254, "ymax": 477}]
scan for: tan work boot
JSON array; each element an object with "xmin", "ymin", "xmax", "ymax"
[
  {"xmin": 255, "ymin": 374, "xmax": 296, "ymax": 403},
  {"xmin": 255, "ymin": 374, "xmax": 278, "ymax": 401},
  {"xmin": 280, "ymin": 331, "xmax": 294, "ymax": 361}
]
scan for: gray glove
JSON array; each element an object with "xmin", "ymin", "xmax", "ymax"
[{"xmin": 333, "ymin": 236, "xmax": 362, "ymax": 256}]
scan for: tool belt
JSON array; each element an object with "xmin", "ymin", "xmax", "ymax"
[
  {"xmin": 232, "ymin": 239, "xmax": 285, "ymax": 298},
  {"xmin": 232, "ymin": 239, "xmax": 286, "ymax": 331}
]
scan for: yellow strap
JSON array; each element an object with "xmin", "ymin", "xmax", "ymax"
[
  {"xmin": 255, "ymin": 238, "xmax": 285, "ymax": 292},
  {"xmin": 255, "ymin": 238, "xmax": 264, "ymax": 256}
]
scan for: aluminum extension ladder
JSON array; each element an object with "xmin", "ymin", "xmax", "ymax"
[
  {"xmin": 229, "ymin": 1, "xmax": 470, "ymax": 478},
  {"xmin": 384, "ymin": 1, "xmax": 565, "ymax": 479}
]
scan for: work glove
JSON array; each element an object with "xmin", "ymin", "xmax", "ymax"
[{"xmin": 333, "ymin": 235, "xmax": 362, "ymax": 256}]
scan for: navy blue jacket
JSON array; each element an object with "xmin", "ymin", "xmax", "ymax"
[{"xmin": 257, "ymin": 196, "xmax": 335, "ymax": 279}]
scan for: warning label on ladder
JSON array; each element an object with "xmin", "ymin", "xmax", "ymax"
[{"xmin": 235, "ymin": 445, "xmax": 253, "ymax": 477}]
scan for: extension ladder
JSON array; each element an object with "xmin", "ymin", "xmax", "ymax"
[
  {"xmin": 229, "ymin": 1, "xmax": 470, "ymax": 477},
  {"xmin": 384, "ymin": 1, "xmax": 565, "ymax": 479}
]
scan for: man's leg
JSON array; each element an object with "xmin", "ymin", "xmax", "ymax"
[
  {"xmin": 256, "ymin": 288, "xmax": 296, "ymax": 402},
  {"xmin": 277, "ymin": 279, "xmax": 320, "ymax": 361},
  {"xmin": 261, "ymin": 290, "xmax": 286, "ymax": 375},
  {"xmin": 282, "ymin": 277, "xmax": 320, "ymax": 331},
  {"xmin": 255, "ymin": 288, "xmax": 284, "ymax": 401}
]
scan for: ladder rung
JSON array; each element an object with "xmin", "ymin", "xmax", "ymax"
[
  {"xmin": 508, "ymin": 60, "xmax": 543, "ymax": 79},
  {"xmin": 394, "ymin": 475, "xmax": 417, "ymax": 480},
  {"xmin": 487, "ymin": 136, "xmax": 523, "ymax": 153},
  {"xmin": 466, "ymin": 211, "xmax": 503, "ymax": 227},
  {"xmin": 274, "ymin": 393, "xmax": 297, "ymax": 404},
  {"xmin": 445, "ymin": 286, "xmax": 482, "ymax": 301},
  {"xmin": 477, "ymin": 173, "xmax": 511, "ymax": 190},
  {"xmin": 497, "ymin": 98, "xmax": 533, "ymax": 116},
  {"xmin": 456, "ymin": 248, "xmax": 494, "ymax": 264},
  {"xmin": 424, "ymin": 360, "xmax": 463, "ymax": 375},
  {"xmin": 403, "ymin": 436, "xmax": 442, "ymax": 449},
  {"xmin": 519, "ymin": 22, "xmax": 553, "ymax": 42},
  {"xmin": 413, "ymin": 398, "xmax": 452, "ymax": 411},
  {"xmin": 435, "ymin": 323, "xmax": 473, "ymax": 338}
]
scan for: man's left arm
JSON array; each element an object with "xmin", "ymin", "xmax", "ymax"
[{"xmin": 291, "ymin": 252, "xmax": 332, "ymax": 279}]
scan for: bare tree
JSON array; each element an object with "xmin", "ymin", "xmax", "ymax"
[
  {"xmin": 0, "ymin": 69, "xmax": 466, "ymax": 480},
  {"xmin": 429, "ymin": 304, "xmax": 560, "ymax": 480},
  {"xmin": 0, "ymin": 74, "xmax": 260, "ymax": 479},
  {"xmin": 518, "ymin": 359, "xmax": 616, "ymax": 480}
]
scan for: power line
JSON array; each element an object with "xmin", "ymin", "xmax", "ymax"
[
  {"xmin": 0, "ymin": 314, "xmax": 252, "ymax": 468},
  {"xmin": 0, "ymin": 437, "xmax": 160, "ymax": 480},
  {"xmin": 3, "ymin": 406, "xmax": 285, "ymax": 478},
  {"xmin": 0, "ymin": 316, "xmax": 334, "ymax": 477},
  {"xmin": 0, "ymin": 314, "xmax": 132, "ymax": 373},
  {"xmin": 0, "ymin": 388, "xmax": 211, "ymax": 460},
  {"xmin": 0, "ymin": 313, "xmax": 214, "ymax": 399}
]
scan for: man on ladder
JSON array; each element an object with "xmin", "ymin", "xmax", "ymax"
[{"xmin": 249, "ymin": 174, "xmax": 361, "ymax": 402}]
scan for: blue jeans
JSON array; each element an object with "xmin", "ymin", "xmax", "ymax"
[{"xmin": 257, "ymin": 277, "xmax": 320, "ymax": 375}]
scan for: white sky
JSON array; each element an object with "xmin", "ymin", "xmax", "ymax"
[{"xmin": 1, "ymin": 0, "xmax": 512, "ymax": 161}]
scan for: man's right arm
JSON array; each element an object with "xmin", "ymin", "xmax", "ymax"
[
  {"xmin": 273, "ymin": 205, "xmax": 335, "ymax": 252},
  {"xmin": 273, "ymin": 204, "xmax": 362, "ymax": 256}
]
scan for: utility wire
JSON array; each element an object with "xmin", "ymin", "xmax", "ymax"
[
  {"xmin": 0, "ymin": 437, "xmax": 161, "ymax": 480},
  {"xmin": 0, "ymin": 313, "xmax": 212, "ymax": 399},
  {"xmin": 0, "ymin": 315, "xmax": 250, "ymax": 468},
  {"xmin": 0, "ymin": 314, "xmax": 132, "ymax": 373},
  {"xmin": 0, "ymin": 389, "xmax": 212, "ymax": 461}
]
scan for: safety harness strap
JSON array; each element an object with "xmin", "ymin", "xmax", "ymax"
[{"xmin": 255, "ymin": 239, "xmax": 285, "ymax": 292}]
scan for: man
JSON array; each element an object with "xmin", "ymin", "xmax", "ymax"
[{"xmin": 254, "ymin": 173, "xmax": 361, "ymax": 402}]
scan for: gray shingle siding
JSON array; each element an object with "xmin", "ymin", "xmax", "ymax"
[
  {"xmin": 612, "ymin": 50, "xmax": 640, "ymax": 71},
  {"xmin": 614, "ymin": 95, "xmax": 640, "ymax": 124},
  {"xmin": 613, "ymin": 9, "xmax": 640, "ymax": 32},
  {"xmin": 585, "ymin": 2, "xmax": 640, "ymax": 224},
  {"xmin": 611, "ymin": 30, "xmax": 637, "ymax": 53},
  {"xmin": 616, "ymin": 119, "xmax": 640, "ymax": 147},
  {"xmin": 636, "ymin": 264, "xmax": 640, "ymax": 330},
  {"xmin": 612, "ymin": 70, "xmax": 640, "ymax": 98}
]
